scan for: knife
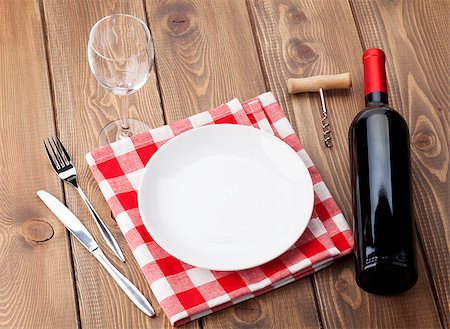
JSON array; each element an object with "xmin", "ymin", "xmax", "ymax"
[{"xmin": 37, "ymin": 190, "xmax": 155, "ymax": 317}]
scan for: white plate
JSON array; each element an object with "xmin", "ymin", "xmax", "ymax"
[{"xmin": 138, "ymin": 124, "xmax": 314, "ymax": 271}]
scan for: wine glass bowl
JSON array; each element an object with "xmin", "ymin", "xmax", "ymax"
[{"xmin": 88, "ymin": 14, "xmax": 154, "ymax": 144}]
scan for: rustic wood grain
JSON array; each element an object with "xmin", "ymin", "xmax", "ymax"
[
  {"xmin": 1, "ymin": 0, "xmax": 445, "ymax": 328},
  {"xmin": 202, "ymin": 279, "xmax": 321, "ymax": 329},
  {"xmin": 315, "ymin": 248, "xmax": 443, "ymax": 328},
  {"xmin": 350, "ymin": 1, "xmax": 449, "ymax": 326},
  {"xmin": 0, "ymin": 0, "xmax": 78, "ymax": 328},
  {"xmin": 248, "ymin": 0, "xmax": 362, "ymax": 213},
  {"xmin": 146, "ymin": 0, "xmax": 267, "ymax": 117},
  {"xmin": 41, "ymin": 0, "xmax": 187, "ymax": 328},
  {"xmin": 145, "ymin": 0, "xmax": 322, "ymax": 328},
  {"xmin": 247, "ymin": 0, "xmax": 443, "ymax": 328}
]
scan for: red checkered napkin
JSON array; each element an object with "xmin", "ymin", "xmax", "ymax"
[{"xmin": 86, "ymin": 92, "xmax": 353, "ymax": 326}]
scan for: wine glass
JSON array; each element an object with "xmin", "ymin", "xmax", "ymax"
[{"xmin": 88, "ymin": 14, "xmax": 154, "ymax": 145}]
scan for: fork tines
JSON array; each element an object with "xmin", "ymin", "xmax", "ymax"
[{"xmin": 43, "ymin": 136, "xmax": 72, "ymax": 171}]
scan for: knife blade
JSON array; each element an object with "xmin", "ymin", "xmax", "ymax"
[{"xmin": 37, "ymin": 190, "xmax": 155, "ymax": 317}]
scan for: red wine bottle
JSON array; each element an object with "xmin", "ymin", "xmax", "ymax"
[{"xmin": 349, "ymin": 48, "xmax": 418, "ymax": 295}]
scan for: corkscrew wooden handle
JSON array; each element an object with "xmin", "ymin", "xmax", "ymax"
[{"xmin": 287, "ymin": 72, "xmax": 352, "ymax": 94}]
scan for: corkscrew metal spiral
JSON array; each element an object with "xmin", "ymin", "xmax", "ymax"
[{"xmin": 319, "ymin": 88, "xmax": 333, "ymax": 148}]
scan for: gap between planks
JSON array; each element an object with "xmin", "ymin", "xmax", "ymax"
[
  {"xmin": 348, "ymin": 0, "xmax": 446, "ymax": 326},
  {"xmin": 347, "ymin": 0, "xmax": 366, "ymax": 51},
  {"xmin": 37, "ymin": 0, "xmax": 83, "ymax": 327},
  {"xmin": 141, "ymin": 0, "xmax": 169, "ymax": 127},
  {"xmin": 244, "ymin": 1, "xmax": 326, "ymax": 328}
]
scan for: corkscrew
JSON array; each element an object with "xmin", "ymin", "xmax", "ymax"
[
  {"xmin": 287, "ymin": 72, "xmax": 352, "ymax": 148},
  {"xmin": 319, "ymin": 88, "xmax": 333, "ymax": 147}
]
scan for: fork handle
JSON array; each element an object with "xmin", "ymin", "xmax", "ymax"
[{"xmin": 76, "ymin": 187, "xmax": 126, "ymax": 262}]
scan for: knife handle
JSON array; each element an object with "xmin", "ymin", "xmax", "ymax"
[
  {"xmin": 92, "ymin": 248, "xmax": 155, "ymax": 317},
  {"xmin": 76, "ymin": 187, "xmax": 125, "ymax": 262}
]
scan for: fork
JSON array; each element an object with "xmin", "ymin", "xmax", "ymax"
[{"xmin": 44, "ymin": 136, "xmax": 125, "ymax": 262}]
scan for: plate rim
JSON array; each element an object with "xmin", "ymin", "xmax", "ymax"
[{"xmin": 138, "ymin": 124, "xmax": 314, "ymax": 271}]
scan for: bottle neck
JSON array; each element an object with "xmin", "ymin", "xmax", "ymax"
[
  {"xmin": 363, "ymin": 48, "xmax": 388, "ymax": 107},
  {"xmin": 365, "ymin": 91, "xmax": 389, "ymax": 107}
]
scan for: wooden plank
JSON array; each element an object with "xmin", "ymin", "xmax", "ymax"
[
  {"xmin": 0, "ymin": 1, "xmax": 78, "ymax": 328},
  {"xmin": 41, "ymin": 1, "xmax": 185, "ymax": 328},
  {"xmin": 144, "ymin": 0, "xmax": 322, "ymax": 328},
  {"xmin": 201, "ymin": 279, "xmax": 321, "ymax": 328},
  {"xmin": 247, "ymin": 0, "xmax": 443, "ymax": 327},
  {"xmin": 146, "ymin": 0, "xmax": 266, "ymax": 116},
  {"xmin": 350, "ymin": 0, "xmax": 449, "ymax": 326}
]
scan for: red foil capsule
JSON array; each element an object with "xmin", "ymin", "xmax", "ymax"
[{"xmin": 363, "ymin": 48, "xmax": 388, "ymax": 96}]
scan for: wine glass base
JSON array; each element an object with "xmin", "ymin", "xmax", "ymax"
[{"xmin": 99, "ymin": 119, "xmax": 151, "ymax": 146}]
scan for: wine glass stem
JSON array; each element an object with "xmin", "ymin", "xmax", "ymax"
[{"xmin": 119, "ymin": 95, "xmax": 132, "ymax": 139}]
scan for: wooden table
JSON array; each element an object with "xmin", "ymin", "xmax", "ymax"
[{"xmin": 0, "ymin": 0, "xmax": 448, "ymax": 328}]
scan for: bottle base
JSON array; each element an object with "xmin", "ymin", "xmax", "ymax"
[{"xmin": 356, "ymin": 264, "xmax": 418, "ymax": 295}]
